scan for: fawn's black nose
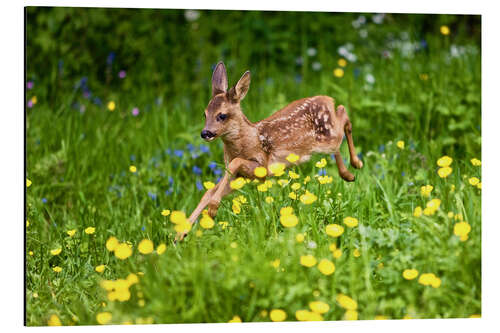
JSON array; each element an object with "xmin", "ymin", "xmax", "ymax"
[{"xmin": 201, "ymin": 130, "xmax": 216, "ymax": 139}]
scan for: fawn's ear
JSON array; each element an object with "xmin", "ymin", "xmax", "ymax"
[
  {"xmin": 228, "ymin": 71, "xmax": 251, "ymax": 102},
  {"xmin": 211, "ymin": 62, "xmax": 228, "ymax": 97}
]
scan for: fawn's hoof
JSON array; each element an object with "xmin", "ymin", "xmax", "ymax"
[
  {"xmin": 174, "ymin": 231, "xmax": 188, "ymax": 243},
  {"xmin": 340, "ymin": 170, "xmax": 355, "ymax": 182},
  {"xmin": 352, "ymin": 159, "xmax": 363, "ymax": 169},
  {"xmin": 208, "ymin": 201, "xmax": 220, "ymax": 218}
]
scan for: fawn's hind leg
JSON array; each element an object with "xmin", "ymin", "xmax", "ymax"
[
  {"xmin": 336, "ymin": 105, "xmax": 363, "ymax": 169},
  {"xmin": 334, "ymin": 151, "xmax": 355, "ymax": 182}
]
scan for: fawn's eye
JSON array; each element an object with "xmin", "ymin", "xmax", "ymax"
[{"xmin": 216, "ymin": 113, "xmax": 228, "ymax": 122}]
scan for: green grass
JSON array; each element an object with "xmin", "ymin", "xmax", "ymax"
[{"xmin": 26, "ymin": 10, "xmax": 481, "ymax": 326}]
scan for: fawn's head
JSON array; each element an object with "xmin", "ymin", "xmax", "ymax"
[{"xmin": 201, "ymin": 62, "xmax": 251, "ymax": 141}]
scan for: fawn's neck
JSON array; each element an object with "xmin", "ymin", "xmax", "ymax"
[{"xmin": 221, "ymin": 112, "xmax": 261, "ymax": 159}]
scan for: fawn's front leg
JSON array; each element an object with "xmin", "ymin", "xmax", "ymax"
[{"xmin": 207, "ymin": 157, "xmax": 260, "ymax": 218}]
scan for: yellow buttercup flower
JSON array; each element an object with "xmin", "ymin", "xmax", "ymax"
[
  {"xmin": 437, "ymin": 156, "xmax": 453, "ymax": 167},
  {"xmin": 470, "ymin": 158, "xmax": 481, "ymax": 166},
  {"xmin": 336, "ymin": 294, "xmax": 357, "ymax": 310},
  {"xmin": 230, "ymin": 177, "xmax": 246, "ymax": 190},
  {"xmin": 296, "ymin": 233, "xmax": 305, "ymax": 243},
  {"xmin": 218, "ymin": 221, "xmax": 229, "ymax": 230},
  {"xmin": 129, "ymin": 165, "xmax": 137, "ymax": 173},
  {"xmin": 106, "ymin": 236, "xmax": 119, "ymax": 252},
  {"xmin": 50, "ymin": 248, "xmax": 62, "ymax": 256},
  {"xmin": 333, "ymin": 68, "xmax": 344, "ymax": 78},
  {"xmin": 300, "ymin": 191, "xmax": 317, "ymax": 204},
  {"xmin": 52, "ymin": 266, "xmax": 62, "ymax": 273},
  {"xmin": 96, "ymin": 312, "xmax": 112, "ymax": 325},
  {"xmin": 468, "ymin": 177, "xmax": 480, "ymax": 186},
  {"xmin": 317, "ymin": 175, "xmax": 333, "ymax": 184},
  {"xmin": 438, "ymin": 166, "xmax": 452, "ymax": 178},
  {"xmin": 418, "ymin": 273, "xmax": 440, "ymax": 287},
  {"xmin": 48, "ymin": 314, "xmax": 62, "ymax": 326},
  {"xmin": 291, "ymin": 182, "xmax": 301, "ymax": 191},
  {"xmin": 343, "ymin": 216, "xmax": 358, "ymax": 228},
  {"xmin": 413, "ymin": 206, "xmax": 422, "ymax": 217},
  {"xmin": 423, "ymin": 198, "xmax": 441, "ymax": 216},
  {"xmin": 440, "ymin": 25, "xmax": 450, "ymax": 35},
  {"xmin": 420, "ymin": 185, "xmax": 433, "ymax": 197},
  {"xmin": 338, "ymin": 58, "xmax": 347, "ymax": 67},
  {"xmin": 170, "ymin": 211, "xmax": 187, "ymax": 224},
  {"xmin": 156, "ymin": 243, "xmax": 167, "ymax": 254},
  {"xmin": 107, "ymin": 101, "xmax": 116, "ymax": 111},
  {"xmin": 265, "ymin": 196, "xmax": 274, "ymax": 203},
  {"xmin": 325, "ymin": 224, "xmax": 344, "ymax": 237},
  {"xmin": 254, "ymin": 166, "xmax": 267, "ymax": 178},
  {"xmin": 203, "ymin": 181, "xmax": 215, "ymax": 190},
  {"xmin": 300, "ymin": 255, "xmax": 317, "ymax": 267},
  {"xmin": 454, "ymin": 221, "xmax": 471, "ymax": 241},
  {"xmin": 85, "ymin": 227, "xmax": 96, "ymax": 234},
  {"xmin": 375, "ymin": 315, "xmax": 389, "ymax": 320},
  {"xmin": 174, "ymin": 221, "xmax": 192, "ymax": 233},
  {"xmin": 271, "ymin": 259, "xmax": 280, "ymax": 268},
  {"xmin": 303, "ymin": 175, "xmax": 311, "ymax": 184},
  {"xmin": 114, "ymin": 243, "xmax": 133, "ymax": 260},
  {"xmin": 317, "ymin": 259, "xmax": 335, "ymax": 275},
  {"xmin": 289, "ymin": 171, "xmax": 300, "ymax": 179},
  {"xmin": 477, "ymin": 182, "xmax": 482, "ymax": 189},
  {"xmin": 270, "ymin": 309, "xmax": 287, "ymax": 322},
  {"xmin": 329, "ymin": 243, "xmax": 337, "ymax": 252},
  {"xmin": 396, "ymin": 140, "xmax": 405, "ymax": 149},
  {"xmin": 333, "ymin": 249, "xmax": 343, "ymax": 259},
  {"xmin": 402, "ymin": 269, "xmax": 419, "ymax": 280},
  {"xmin": 95, "ymin": 265, "xmax": 106, "ymax": 273},
  {"xmin": 286, "ymin": 153, "xmax": 300, "ymax": 163},
  {"xmin": 289, "ymin": 192, "xmax": 297, "ymax": 200},
  {"xmin": 315, "ymin": 158, "xmax": 327, "ymax": 168},
  {"xmin": 66, "ymin": 229, "xmax": 76, "ymax": 237},
  {"xmin": 26, "ymin": 178, "xmax": 32, "ymax": 187},
  {"xmin": 269, "ymin": 163, "xmax": 286, "ymax": 177},
  {"xmin": 138, "ymin": 239, "xmax": 154, "ymax": 254},
  {"xmin": 309, "ymin": 301, "xmax": 330, "ymax": 314},
  {"xmin": 257, "ymin": 183, "xmax": 268, "ymax": 192},
  {"xmin": 232, "ymin": 202, "xmax": 241, "ymax": 214},
  {"xmin": 200, "ymin": 215, "xmax": 215, "ymax": 229},
  {"xmin": 295, "ymin": 310, "xmax": 323, "ymax": 321},
  {"xmin": 344, "ymin": 310, "xmax": 358, "ymax": 320},
  {"xmin": 280, "ymin": 207, "xmax": 294, "ymax": 216},
  {"xmin": 353, "ymin": 249, "xmax": 361, "ymax": 257},
  {"xmin": 280, "ymin": 214, "xmax": 298, "ymax": 227},
  {"xmin": 228, "ymin": 315, "xmax": 242, "ymax": 323}
]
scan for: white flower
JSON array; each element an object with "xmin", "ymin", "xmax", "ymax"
[
  {"xmin": 346, "ymin": 53, "xmax": 357, "ymax": 62},
  {"xmin": 372, "ymin": 13, "xmax": 385, "ymax": 24},
  {"xmin": 307, "ymin": 241, "xmax": 317, "ymax": 249},
  {"xmin": 358, "ymin": 15, "xmax": 366, "ymax": 24},
  {"xmin": 359, "ymin": 29, "xmax": 368, "ymax": 38},
  {"xmin": 312, "ymin": 62, "xmax": 322, "ymax": 71},
  {"xmin": 184, "ymin": 10, "xmax": 200, "ymax": 22},
  {"xmin": 365, "ymin": 73, "xmax": 375, "ymax": 84},
  {"xmin": 307, "ymin": 48, "xmax": 317, "ymax": 57}
]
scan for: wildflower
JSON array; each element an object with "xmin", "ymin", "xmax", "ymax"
[
  {"xmin": 265, "ymin": 196, "xmax": 274, "ymax": 203},
  {"xmin": 52, "ymin": 266, "xmax": 62, "ymax": 273},
  {"xmin": 203, "ymin": 181, "xmax": 215, "ymax": 190},
  {"xmin": 343, "ymin": 216, "xmax": 359, "ymax": 228},
  {"xmin": 219, "ymin": 221, "xmax": 229, "ymax": 229},
  {"xmin": 315, "ymin": 158, "xmax": 327, "ymax": 168},
  {"xmin": 290, "ymin": 182, "xmax": 301, "ymax": 191},
  {"xmin": 338, "ymin": 58, "xmax": 347, "ymax": 67},
  {"xmin": 114, "ymin": 243, "xmax": 133, "ymax": 260},
  {"xmin": 26, "ymin": 220, "xmax": 29, "ymax": 228},
  {"xmin": 106, "ymin": 236, "xmax": 119, "ymax": 252},
  {"xmin": 440, "ymin": 25, "xmax": 450, "ymax": 35},
  {"xmin": 344, "ymin": 310, "xmax": 358, "ymax": 320},
  {"xmin": 396, "ymin": 141, "xmax": 405, "ymax": 149},
  {"xmin": 300, "ymin": 254, "xmax": 317, "ymax": 267},
  {"xmin": 48, "ymin": 314, "xmax": 62, "ymax": 326},
  {"xmin": 418, "ymin": 273, "xmax": 440, "ymax": 287},
  {"xmin": 228, "ymin": 315, "xmax": 242, "ymax": 323},
  {"xmin": 107, "ymin": 101, "xmax": 116, "ymax": 111},
  {"xmin": 454, "ymin": 221, "xmax": 471, "ymax": 241},
  {"xmin": 129, "ymin": 165, "xmax": 137, "ymax": 173},
  {"xmin": 468, "ymin": 177, "xmax": 480, "ymax": 186},
  {"xmin": 195, "ymin": 230, "xmax": 203, "ymax": 237},
  {"xmin": 470, "ymin": 158, "xmax": 481, "ymax": 166},
  {"xmin": 423, "ymin": 198, "xmax": 441, "ymax": 216},
  {"xmin": 333, "ymin": 68, "xmax": 344, "ymax": 78},
  {"xmin": 325, "ymin": 224, "xmax": 344, "ymax": 237},
  {"xmin": 286, "ymin": 153, "xmax": 300, "ymax": 163},
  {"xmin": 431, "ymin": 277, "xmax": 442, "ymax": 288},
  {"xmin": 271, "ymin": 259, "xmax": 280, "ymax": 268},
  {"xmin": 138, "ymin": 239, "xmax": 154, "ymax": 254},
  {"xmin": 402, "ymin": 269, "xmax": 419, "ymax": 280},
  {"xmin": 26, "ymin": 179, "xmax": 32, "ymax": 187},
  {"xmin": 296, "ymin": 233, "xmax": 305, "ymax": 243},
  {"xmin": 278, "ymin": 179, "xmax": 289, "ymax": 187},
  {"xmin": 419, "ymin": 73, "xmax": 429, "ymax": 81},
  {"xmin": 469, "ymin": 314, "xmax": 481, "ymax": 318},
  {"xmin": 31, "ymin": 96, "xmax": 38, "ymax": 104},
  {"xmin": 317, "ymin": 175, "xmax": 333, "ymax": 184},
  {"xmin": 333, "ymin": 249, "xmax": 343, "ymax": 258},
  {"xmin": 269, "ymin": 163, "xmax": 286, "ymax": 176},
  {"xmin": 270, "ymin": 309, "xmax": 287, "ymax": 322},
  {"xmin": 329, "ymin": 243, "xmax": 337, "ymax": 252},
  {"xmin": 413, "ymin": 206, "xmax": 422, "ymax": 217},
  {"xmin": 289, "ymin": 171, "xmax": 300, "ymax": 179},
  {"xmin": 161, "ymin": 209, "xmax": 171, "ymax": 216},
  {"xmin": 156, "ymin": 243, "xmax": 166, "ymax": 254},
  {"xmin": 309, "ymin": 301, "xmax": 330, "ymax": 314},
  {"xmin": 477, "ymin": 182, "xmax": 482, "ymax": 189},
  {"xmin": 174, "ymin": 221, "xmax": 192, "ymax": 233},
  {"xmin": 230, "ymin": 177, "xmax": 246, "ymax": 190},
  {"xmin": 232, "ymin": 202, "xmax": 241, "ymax": 214},
  {"xmin": 200, "ymin": 215, "xmax": 215, "ymax": 229},
  {"xmin": 254, "ymin": 166, "xmax": 267, "ymax": 178},
  {"xmin": 437, "ymin": 156, "xmax": 453, "ymax": 167},
  {"xmin": 96, "ymin": 312, "xmax": 112, "ymax": 325},
  {"xmin": 300, "ymin": 191, "xmax": 317, "ymax": 204},
  {"xmin": 420, "ymin": 185, "xmax": 433, "ymax": 197},
  {"xmin": 29, "ymin": 251, "xmax": 34, "ymax": 256},
  {"xmin": 85, "ymin": 227, "xmax": 96, "ymax": 234},
  {"xmin": 50, "ymin": 248, "xmax": 61, "ymax": 256},
  {"xmin": 317, "ymin": 259, "xmax": 335, "ymax": 275},
  {"xmin": 280, "ymin": 214, "xmax": 298, "ymax": 227},
  {"xmin": 66, "ymin": 229, "xmax": 76, "ymax": 237},
  {"xmin": 295, "ymin": 310, "xmax": 323, "ymax": 321},
  {"xmin": 353, "ymin": 249, "xmax": 361, "ymax": 257},
  {"xmin": 131, "ymin": 107, "xmax": 139, "ymax": 116},
  {"xmin": 257, "ymin": 183, "xmax": 268, "ymax": 192},
  {"xmin": 170, "ymin": 211, "xmax": 187, "ymax": 224},
  {"xmin": 95, "ymin": 265, "xmax": 106, "ymax": 273},
  {"xmin": 303, "ymin": 176, "xmax": 311, "ymax": 184},
  {"xmin": 336, "ymin": 294, "xmax": 358, "ymax": 310},
  {"xmin": 289, "ymin": 192, "xmax": 297, "ymax": 200},
  {"xmin": 280, "ymin": 207, "xmax": 293, "ymax": 216}
]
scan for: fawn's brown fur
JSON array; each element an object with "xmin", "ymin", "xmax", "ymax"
[{"xmin": 178, "ymin": 62, "xmax": 363, "ymax": 240}]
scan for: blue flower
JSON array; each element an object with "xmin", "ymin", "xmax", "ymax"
[
  {"xmin": 168, "ymin": 176, "xmax": 173, "ymax": 184},
  {"xmin": 93, "ymin": 97, "xmax": 102, "ymax": 105},
  {"xmin": 196, "ymin": 180, "xmax": 203, "ymax": 191},
  {"xmin": 174, "ymin": 150, "xmax": 184, "ymax": 157},
  {"xmin": 318, "ymin": 169, "xmax": 326, "ymax": 176},
  {"xmin": 187, "ymin": 143, "xmax": 195, "ymax": 152},
  {"xmin": 294, "ymin": 74, "xmax": 302, "ymax": 83},
  {"xmin": 200, "ymin": 145, "xmax": 210, "ymax": 153},
  {"xmin": 165, "ymin": 188, "xmax": 173, "ymax": 196},
  {"xmin": 42, "ymin": 198, "xmax": 47, "ymax": 204},
  {"xmin": 165, "ymin": 148, "xmax": 172, "ymax": 155},
  {"xmin": 192, "ymin": 166, "xmax": 202, "ymax": 175},
  {"xmin": 208, "ymin": 161, "xmax": 217, "ymax": 170},
  {"xmin": 401, "ymin": 171, "xmax": 406, "ymax": 177},
  {"xmin": 130, "ymin": 154, "xmax": 136, "ymax": 161},
  {"xmin": 354, "ymin": 68, "xmax": 361, "ymax": 78},
  {"xmin": 378, "ymin": 144, "xmax": 385, "ymax": 153},
  {"xmin": 213, "ymin": 168, "xmax": 222, "ymax": 176},
  {"xmin": 141, "ymin": 226, "xmax": 146, "ymax": 231},
  {"xmin": 148, "ymin": 192, "xmax": 157, "ymax": 200},
  {"xmin": 107, "ymin": 52, "xmax": 115, "ymax": 65}
]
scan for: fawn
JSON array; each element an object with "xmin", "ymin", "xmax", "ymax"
[{"xmin": 178, "ymin": 61, "xmax": 363, "ymax": 240}]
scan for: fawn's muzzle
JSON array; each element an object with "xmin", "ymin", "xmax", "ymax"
[{"xmin": 201, "ymin": 130, "xmax": 216, "ymax": 140}]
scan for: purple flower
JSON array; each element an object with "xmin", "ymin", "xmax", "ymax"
[
  {"xmin": 192, "ymin": 165, "xmax": 202, "ymax": 175},
  {"xmin": 132, "ymin": 107, "xmax": 139, "ymax": 116},
  {"xmin": 118, "ymin": 70, "xmax": 126, "ymax": 79},
  {"xmin": 200, "ymin": 145, "xmax": 210, "ymax": 153},
  {"xmin": 27, "ymin": 100, "xmax": 33, "ymax": 108},
  {"xmin": 196, "ymin": 180, "xmax": 203, "ymax": 191},
  {"xmin": 26, "ymin": 81, "xmax": 34, "ymax": 90},
  {"xmin": 42, "ymin": 198, "xmax": 47, "ymax": 204},
  {"xmin": 187, "ymin": 144, "xmax": 195, "ymax": 152},
  {"xmin": 174, "ymin": 150, "xmax": 184, "ymax": 157},
  {"xmin": 318, "ymin": 169, "xmax": 327, "ymax": 176},
  {"xmin": 213, "ymin": 168, "xmax": 222, "ymax": 176},
  {"xmin": 148, "ymin": 192, "xmax": 157, "ymax": 200},
  {"xmin": 107, "ymin": 52, "xmax": 115, "ymax": 65},
  {"xmin": 208, "ymin": 161, "xmax": 217, "ymax": 170}
]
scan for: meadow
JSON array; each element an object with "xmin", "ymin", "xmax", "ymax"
[{"xmin": 25, "ymin": 8, "xmax": 481, "ymax": 325}]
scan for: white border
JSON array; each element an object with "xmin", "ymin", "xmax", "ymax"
[{"xmin": 2, "ymin": 0, "xmax": 499, "ymax": 332}]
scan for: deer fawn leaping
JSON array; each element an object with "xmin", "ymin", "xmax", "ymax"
[{"xmin": 179, "ymin": 61, "xmax": 363, "ymax": 240}]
